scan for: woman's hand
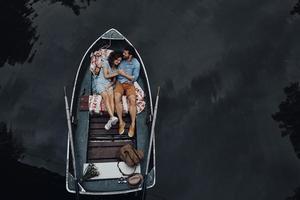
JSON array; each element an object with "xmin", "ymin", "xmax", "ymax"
[
  {"xmin": 94, "ymin": 66, "xmax": 100, "ymax": 75},
  {"xmin": 95, "ymin": 59, "xmax": 103, "ymax": 68}
]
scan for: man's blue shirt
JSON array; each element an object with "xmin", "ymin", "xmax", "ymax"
[{"xmin": 117, "ymin": 58, "xmax": 140, "ymax": 83}]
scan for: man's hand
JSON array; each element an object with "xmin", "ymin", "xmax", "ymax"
[
  {"xmin": 118, "ymin": 69, "xmax": 126, "ymax": 76},
  {"xmin": 118, "ymin": 69, "xmax": 134, "ymax": 81}
]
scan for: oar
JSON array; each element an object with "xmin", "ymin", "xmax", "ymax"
[
  {"xmin": 64, "ymin": 87, "xmax": 80, "ymax": 200},
  {"xmin": 141, "ymin": 86, "xmax": 160, "ymax": 200}
]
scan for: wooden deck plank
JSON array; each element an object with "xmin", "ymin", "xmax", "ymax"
[
  {"xmin": 88, "ymin": 140, "xmax": 133, "ymax": 147},
  {"xmin": 89, "ymin": 130, "xmax": 120, "ymax": 135},
  {"xmin": 89, "ymin": 135, "xmax": 132, "ymax": 140},
  {"xmin": 88, "ymin": 146, "xmax": 120, "ymax": 159},
  {"xmin": 88, "ymin": 158, "xmax": 120, "ymax": 163},
  {"xmin": 89, "ymin": 123, "xmax": 130, "ymax": 129}
]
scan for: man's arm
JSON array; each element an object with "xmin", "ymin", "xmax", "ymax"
[
  {"xmin": 118, "ymin": 60, "xmax": 141, "ymax": 82},
  {"xmin": 132, "ymin": 61, "xmax": 140, "ymax": 82},
  {"xmin": 118, "ymin": 70, "xmax": 134, "ymax": 81}
]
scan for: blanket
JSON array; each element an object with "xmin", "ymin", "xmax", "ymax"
[{"xmin": 89, "ymin": 82, "xmax": 146, "ymax": 114}]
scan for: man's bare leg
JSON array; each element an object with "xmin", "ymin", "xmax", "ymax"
[
  {"xmin": 128, "ymin": 94, "xmax": 136, "ymax": 137},
  {"xmin": 115, "ymin": 92, "xmax": 125, "ymax": 134}
]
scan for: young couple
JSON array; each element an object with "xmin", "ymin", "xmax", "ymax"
[{"xmin": 92, "ymin": 45, "xmax": 140, "ymax": 137}]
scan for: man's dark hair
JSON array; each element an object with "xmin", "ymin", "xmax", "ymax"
[
  {"xmin": 108, "ymin": 51, "xmax": 122, "ymax": 67},
  {"xmin": 124, "ymin": 45, "xmax": 136, "ymax": 57}
]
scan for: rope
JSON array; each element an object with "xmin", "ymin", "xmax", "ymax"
[{"xmin": 117, "ymin": 161, "xmax": 136, "ymax": 177}]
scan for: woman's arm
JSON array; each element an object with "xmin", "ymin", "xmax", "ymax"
[
  {"xmin": 112, "ymin": 77, "xmax": 116, "ymax": 84},
  {"xmin": 103, "ymin": 67, "xmax": 119, "ymax": 79},
  {"xmin": 105, "ymin": 77, "xmax": 116, "ymax": 89}
]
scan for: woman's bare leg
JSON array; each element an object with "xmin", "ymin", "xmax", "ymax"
[
  {"xmin": 114, "ymin": 92, "xmax": 124, "ymax": 125},
  {"xmin": 101, "ymin": 91, "xmax": 114, "ymax": 118},
  {"xmin": 108, "ymin": 89, "xmax": 115, "ymax": 115}
]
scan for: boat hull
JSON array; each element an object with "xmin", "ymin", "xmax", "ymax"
[{"xmin": 65, "ymin": 29, "xmax": 156, "ymax": 195}]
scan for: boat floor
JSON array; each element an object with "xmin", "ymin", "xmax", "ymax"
[
  {"xmin": 87, "ymin": 113, "xmax": 137, "ymax": 163},
  {"xmin": 67, "ymin": 110, "xmax": 155, "ymax": 194}
]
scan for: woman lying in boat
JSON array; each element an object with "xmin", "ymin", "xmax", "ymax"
[{"xmin": 91, "ymin": 51, "xmax": 123, "ymax": 130}]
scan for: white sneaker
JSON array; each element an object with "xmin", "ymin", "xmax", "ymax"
[
  {"xmin": 104, "ymin": 119, "xmax": 112, "ymax": 130},
  {"xmin": 110, "ymin": 116, "xmax": 118, "ymax": 126}
]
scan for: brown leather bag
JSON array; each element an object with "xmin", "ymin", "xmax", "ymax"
[
  {"xmin": 119, "ymin": 144, "xmax": 144, "ymax": 167},
  {"xmin": 127, "ymin": 173, "xmax": 143, "ymax": 187}
]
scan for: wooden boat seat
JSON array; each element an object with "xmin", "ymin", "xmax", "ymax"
[
  {"xmin": 79, "ymin": 82, "xmax": 145, "ymax": 113},
  {"xmin": 79, "ymin": 95, "xmax": 129, "ymax": 117}
]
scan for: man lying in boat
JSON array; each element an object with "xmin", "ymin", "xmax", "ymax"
[
  {"xmin": 91, "ymin": 51, "xmax": 123, "ymax": 130},
  {"xmin": 114, "ymin": 45, "xmax": 140, "ymax": 137}
]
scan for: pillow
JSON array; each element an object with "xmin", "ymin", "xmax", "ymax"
[{"xmin": 90, "ymin": 49, "xmax": 113, "ymax": 75}]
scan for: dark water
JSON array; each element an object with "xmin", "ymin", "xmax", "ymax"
[{"xmin": 1, "ymin": 0, "xmax": 300, "ymax": 199}]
